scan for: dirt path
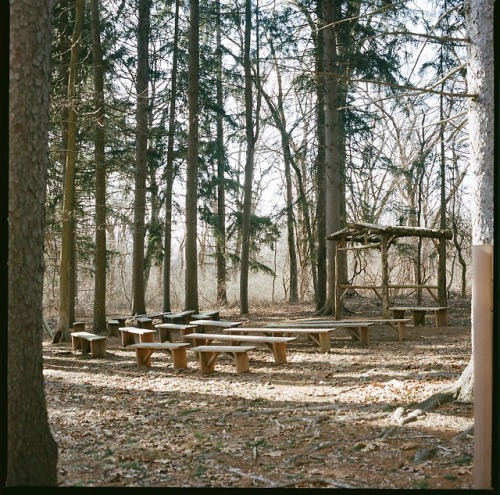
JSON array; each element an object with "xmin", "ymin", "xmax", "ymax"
[{"xmin": 43, "ymin": 299, "xmax": 473, "ymax": 488}]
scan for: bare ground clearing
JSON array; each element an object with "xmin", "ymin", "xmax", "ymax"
[{"xmin": 43, "ymin": 297, "xmax": 473, "ymax": 489}]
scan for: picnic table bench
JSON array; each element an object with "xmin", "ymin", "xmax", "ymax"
[
  {"xmin": 155, "ymin": 323, "xmax": 199, "ymax": 343},
  {"xmin": 129, "ymin": 342, "xmax": 190, "ymax": 369},
  {"xmin": 189, "ymin": 319, "xmax": 243, "ymax": 333},
  {"xmin": 119, "ymin": 326, "xmax": 156, "ymax": 347},
  {"xmin": 162, "ymin": 310, "xmax": 196, "ymax": 324},
  {"xmin": 265, "ymin": 321, "xmax": 374, "ymax": 347},
  {"xmin": 389, "ymin": 306, "xmax": 449, "ymax": 327},
  {"xmin": 225, "ymin": 326, "xmax": 336, "ymax": 352},
  {"xmin": 183, "ymin": 332, "xmax": 296, "ymax": 364},
  {"xmin": 191, "ymin": 310, "xmax": 221, "ymax": 320},
  {"xmin": 71, "ymin": 331, "xmax": 107, "ymax": 358},
  {"xmin": 189, "ymin": 345, "xmax": 256, "ymax": 374},
  {"xmin": 298, "ymin": 318, "xmax": 411, "ymax": 342},
  {"xmin": 135, "ymin": 317, "xmax": 153, "ymax": 329}
]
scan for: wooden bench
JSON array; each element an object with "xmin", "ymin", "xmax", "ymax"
[
  {"xmin": 119, "ymin": 327, "xmax": 156, "ymax": 347},
  {"xmin": 306, "ymin": 318, "xmax": 411, "ymax": 342},
  {"xmin": 183, "ymin": 332, "xmax": 296, "ymax": 364},
  {"xmin": 189, "ymin": 319, "xmax": 243, "ymax": 333},
  {"xmin": 189, "ymin": 345, "xmax": 256, "ymax": 374},
  {"xmin": 72, "ymin": 321, "xmax": 85, "ymax": 332},
  {"xmin": 191, "ymin": 310, "xmax": 221, "ymax": 321},
  {"xmin": 389, "ymin": 306, "xmax": 449, "ymax": 327},
  {"xmin": 265, "ymin": 321, "xmax": 374, "ymax": 346},
  {"xmin": 71, "ymin": 331, "xmax": 107, "ymax": 358},
  {"xmin": 109, "ymin": 316, "xmax": 127, "ymax": 327},
  {"xmin": 107, "ymin": 319, "xmax": 120, "ymax": 337},
  {"xmin": 162, "ymin": 310, "xmax": 196, "ymax": 324},
  {"xmin": 136, "ymin": 317, "xmax": 153, "ymax": 329},
  {"xmin": 225, "ymin": 326, "xmax": 335, "ymax": 352},
  {"xmin": 155, "ymin": 323, "xmax": 198, "ymax": 343},
  {"xmin": 129, "ymin": 342, "xmax": 190, "ymax": 369}
]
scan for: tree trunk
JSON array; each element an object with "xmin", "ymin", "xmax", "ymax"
[
  {"xmin": 239, "ymin": 0, "xmax": 255, "ymax": 315},
  {"xmin": 184, "ymin": 0, "xmax": 200, "ymax": 312},
  {"xmin": 215, "ymin": 0, "xmax": 228, "ymax": 307},
  {"xmin": 132, "ymin": 0, "xmax": 150, "ymax": 315},
  {"xmin": 55, "ymin": 0, "xmax": 84, "ymax": 342},
  {"xmin": 8, "ymin": 0, "xmax": 59, "ymax": 484},
  {"xmin": 315, "ymin": 0, "xmax": 327, "ymax": 311},
  {"xmin": 466, "ymin": 0, "xmax": 494, "ymax": 487},
  {"xmin": 320, "ymin": 0, "xmax": 343, "ymax": 315},
  {"xmin": 90, "ymin": 0, "xmax": 107, "ymax": 335},
  {"xmin": 162, "ymin": 0, "xmax": 181, "ymax": 313}
]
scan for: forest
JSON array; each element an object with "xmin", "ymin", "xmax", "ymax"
[
  {"xmin": 7, "ymin": 0, "xmax": 496, "ymax": 489},
  {"xmin": 43, "ymin": 0, "xmax": 472, "ymax": 339}
]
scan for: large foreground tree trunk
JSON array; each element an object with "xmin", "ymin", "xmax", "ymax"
[
  {"xmin": 8, "ymin": 0, "xmax": 58, "ymax": 484},
  {"xmin": 393, "ymin": 0, "xmax": 494, "ymax": 488}
]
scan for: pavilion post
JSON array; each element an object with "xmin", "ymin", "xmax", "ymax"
[{"xmin": 381, "ymin": 234, "xmax": 390, "ymax": 318}]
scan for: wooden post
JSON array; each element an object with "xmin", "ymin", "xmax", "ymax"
[
  {"xmin": 380, "ymin": 234, "xmax": 390, "ymax": 318},
  {"xmin": 334, "ymin": 239, "xmax": 342, "ymax": 319},
  {"xmin": 472, "ymin": 244, "xmax": 493, "ymax": 489}
]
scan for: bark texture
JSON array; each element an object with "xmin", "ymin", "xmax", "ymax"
[{"xmin": 8, "ymin": 0, "xmax": 58, "ymax": 484}]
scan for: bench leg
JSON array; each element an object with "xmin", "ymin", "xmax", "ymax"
[
  {"xmin": 412, "ymin": 310, "xmax": 426, "ymax": 326},
  {"xmin": 121, "ymin": 332, "xmax": 134, "ymax": 347},
  {"xmin": 170, "ymin": 348, "xmax": 188, "ymax": 369},
  {"xmin": 392, "ymin": 309, "xmax": 405, "ymax": 319},
  {"xmin": 318, "ymin": 333, "xmax": 331, "ymax": 352},
  {"xmin": 358, "ymin": 326, "xmax": 369, "ymax": 345},
  {"xmin": 233, "ymin": 352, "xmax": 250, "ymax": 374},
  {"xmin": 140, "ymin": 333, "xmax": 155, "ymax": 343},
  {"xmin": 135, "ymin": 348, "xmax": 153, "ymax": 367},
  {"xmin": 90, "ymin": 340, "xmax": 106, "ymax": 358},
  {"xmin": 80, "ymin": 339, "xmax": 91, "ymax": 355},
  {"xmin": 159, "ymin": 328, "xmax": 171, "ymax": 343},
  {"xmin": 199, "ymin": 351, "xmax": 218, "ymax": 374},
  {"xmin": 72, "ymin": 335, "xmax": 81, "ymax": 352},
  {"xmin": 272, "ymin": 343, "xmax": 287, "ymax": 364},
  {"xmin": 397, "ymin": 321, "xmax": 406, "ymax": 341},
  {"xmin": 107, "ymin": 322, "xmax": 119, "ymax": 337},
  {"xmin": 435, "ymin": 309, "xmax": 448, "ymax": 327},
  {"xmin": 180, "ymin": 328, "xmax": 194, "ymax": 343}
]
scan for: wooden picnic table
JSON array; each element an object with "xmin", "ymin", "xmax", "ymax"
[
  {"xmin": 191, "ymin": 310, "xmax": 221, "ymax": 321},
  {"xmin": 224, "ymin": 326, "xmax": 337, "ymax": 352},
  {"xmin": 296, "ymin": 318, "xmax": 411, "ymax": 342},
  {"xmin": 265, "ymin": 321, "xmax": 374, "ymax": 346},
  {"xmin": 183, "ymin": 332, "xmax": 296, "ymax": 364},
  {"xmin": 119, "ymin": 327, "xmax": 156, "ymax": 347},
  {"xmin": 189, "ymin": 319, "xmax": 243, "ymax": 333},
  {"xmin": 162, "ymin": 310, "xmax": 196, "ymax": 324},
  {"xmin": 389, "ymin": 306, "xmax": 449, "ymax": 327},
  {"xmin": 155, "ymin": 323, "xmax": 199, "ymax": 343}
]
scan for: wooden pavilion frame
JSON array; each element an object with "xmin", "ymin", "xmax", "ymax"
[{"xmin": 327, "ymin": 222, "xmax": 453, "ymax": 319}]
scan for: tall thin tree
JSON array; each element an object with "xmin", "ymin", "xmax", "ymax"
[
  {"xmin": 55, "ymin": 0, "xmax": 84, "ymax": 342},
  {"xmin": 185, "ymin": 0, "xmax": 200, "ymax": 312},
  {"xmin": 91, "ymin": 0, "xmax": 107, "ymax": 335},
  {"xmin": 132, "ymin": 0, "xmax": 151, "ymax": 315},
  {"xmin": 163, "ymin": 0, "xmax": 181, "ymax": 313},
  {"xmin": 239, "ymin": 0, "xmax": 256, "ymax": 315}
]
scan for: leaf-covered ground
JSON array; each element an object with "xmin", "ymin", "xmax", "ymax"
[{"xmin": 43, "ymin": 298, "xmax": 473, "ymax": 489}]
